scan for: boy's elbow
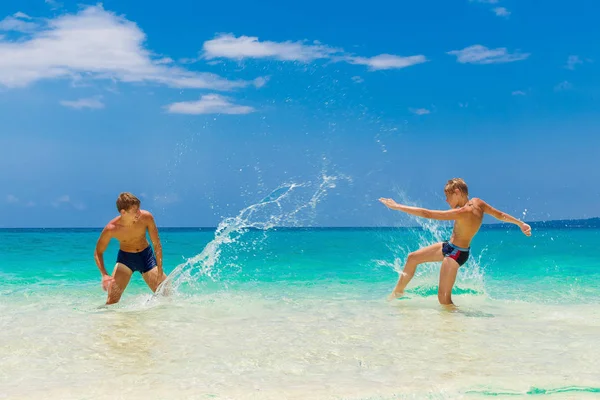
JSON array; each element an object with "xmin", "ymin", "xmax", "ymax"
[{"xmin": 420, "ymin": 210, "xmax": 432, "ymax": 219}]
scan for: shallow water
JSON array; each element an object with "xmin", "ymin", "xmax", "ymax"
[{"xmin": 1, "ymin": 226, "xmax": 600, "ymax": 399}]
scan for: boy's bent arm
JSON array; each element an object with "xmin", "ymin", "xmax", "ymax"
[
  {"xmin": 147, "ymin": 213, "xmax": 163, "ymax": 273},
  {"xmin": 94, "ymin": 228, "xmax": 112, "ymax": 276},
  {"xmin": 480, "ymin": 200, "xmax": 523, "ymax": 225},
  {"xmin": 479, "ymin": 199, "xmax": 532, "ymax": 235}
]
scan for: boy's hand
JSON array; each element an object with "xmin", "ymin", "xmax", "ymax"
[
  {"xmin": 520, "ymin": 223, "xmax": 532, "ymax": 236},
  {"xmin": 102, "ymin": 275, "xmax": 115, "ymax": 291},
  {"xmin": 379, "ymin": 198, "xmax": 399, "ymax": 209}
]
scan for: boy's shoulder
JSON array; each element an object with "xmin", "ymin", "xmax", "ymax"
[
  {"xmin": 470, "ymin": 198, "xmax": 487, "ymax": 207},
  {"xmin": 139, "ymin": 210, "xmax": 157, "ymax": 226},
  {"xmin": 104, "ymin": 216, "xmax": 120, "ymax": 231}
]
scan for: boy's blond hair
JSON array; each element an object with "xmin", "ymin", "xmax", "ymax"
[
  {"xmin": 444, "ymin": 178, "xmax": 468, "ymax": 196},
  {"xmin": 116, "ymin": 192, "xmax": 141, "ymax": 212}
]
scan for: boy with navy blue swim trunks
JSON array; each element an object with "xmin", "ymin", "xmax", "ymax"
[
  {"xmin": 379, "ymin": 178, "xmax": 532, "ymax": 306},
  {"xmin": 94, "ymin": 192, "xmax": 166, "ymax": 305}
]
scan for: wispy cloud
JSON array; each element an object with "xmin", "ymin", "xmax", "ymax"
[
  {"xmin": 409, "ymin": 108, "xmax": 431, "ymax": 115},
  {"xmin": 60, "ymin": 97, "xmax": 105, "ymax": 110},
  {"xmin": 203, "ymin": 34, "xmax": 341, "ymax": 62},
  {"xmin": 447, "ymin": 45, "xmax": 530, "ymax": 64},
  {"xmin": 153, "ymin": 193, "xmax": 180, "ymax": 205},
  {"xmin": 202, "ymin": 33, "xmax": 427, "ymax": 71},
  {"xmin": 253, "ymin": 76, "xmax": 269, "ymax": 88},
  {"xmin": 554, "ymin": 81, "xmax": 572, "ymax": 91},
  {"xmin": 351, "ymin": 76, "xmax": 364, "ymax": 83},
  {"xmin": 344, "ymin": 54, "xmax": 427, "ymax": 71},
  {"xmin": 6, "ymin": 194, "xmax": 19, "ymax": 204},
  {"xmin": 5, "ymin": 195, "xmax": 36, "ymax": 206},
  {"xmin": 52, "ymin": 195, "xmax": 85, "ymax": 210},
  {"xmin": 166, "ymin": 94, "xmax": 255, "ymax": 115},
  {"xmin": 565, "ymin": 55, "xmax": 583, "ymax": 70},
  {"xmin": 493, "ymin": 7, "xmax": 511, "ymax": 17},
  {"xmin": 512, "ymin": 90, "xmax": 527, "ymax": 96},
  {"xmin": 45, "ymin": 0, "xmax": 64, "ymax": 10},
  {"xmin": 0, "ymin": 6, "xmax": 258, "ymax": 90},
  {"xmin": 469, "ymin": 0, "xmax": 499, "ymax": 3},
  {"xmin": 0, "ymin": 12, "xmax": 39, "ymax": 33}
]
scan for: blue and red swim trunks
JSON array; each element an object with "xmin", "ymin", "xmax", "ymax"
[{"xmin": 442, "ymin": 241, "xmax": 470, "ymax": 266}]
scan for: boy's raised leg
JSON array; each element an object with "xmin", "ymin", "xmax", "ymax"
[{"xmin": 389, "ymin": 242, "xmax": 444, "ymax": 300}]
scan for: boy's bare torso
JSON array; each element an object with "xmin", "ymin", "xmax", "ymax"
[
  {"xmin": 106, "ymin": 211, "xmax": 152, "ymax": 252},
  {"xmin": 449, "ymin": 198, "xmax": 485, "ymax": 248}
]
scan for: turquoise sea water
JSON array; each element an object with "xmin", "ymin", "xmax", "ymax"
[
  {"xmin": 1, "ymin": 184, "xmax": 599, "ymax": 399},
  {"xmin": 2, "ymin": 225, "xmax": 600, "ymax": 399}
]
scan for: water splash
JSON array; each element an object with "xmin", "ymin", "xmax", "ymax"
[{"xmin": 155, "ymin": 174, "xmax": 343, "ymax": 297}]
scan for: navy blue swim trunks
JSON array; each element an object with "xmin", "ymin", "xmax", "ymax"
[
  {"xmin": 116, "ymin": 246, "xmax": 157, "ymax": 274},
  {"xmin": 442, "ymin": 241, "xmax": 470, "ymax": 266}
]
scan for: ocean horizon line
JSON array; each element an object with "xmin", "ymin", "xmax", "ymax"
[{"xmin": 1, "ymin": 217, "xmax": 598, "ymax": 231}]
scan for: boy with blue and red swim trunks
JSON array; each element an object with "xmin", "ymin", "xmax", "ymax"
[{"xmin": 379, "ymin": 178, "xmax": 532, "ymax": 306}]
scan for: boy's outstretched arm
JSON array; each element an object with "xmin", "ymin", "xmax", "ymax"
[
  {"xmin": 379, "ymin": 198, "xmax": 465, "ymax": 221},
  {"xmin": 478, "ymin": 199, "xmax": 532, "ymax": 236}
]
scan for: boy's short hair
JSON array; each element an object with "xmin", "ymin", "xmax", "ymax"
[
  {"xmin": 444, "ymin": 178, "xmax": 468, "ymax": 196},
  {"xmin": 116, "ymin": 192, "xmax": 141, "ymax": 212}
]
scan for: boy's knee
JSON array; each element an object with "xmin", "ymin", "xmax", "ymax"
[{"xmin": 407, "ymin": 252, "xmax": 418, "ymax": 263}]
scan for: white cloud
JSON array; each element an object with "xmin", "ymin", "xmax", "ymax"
[
  {"xmin": 202, "ymin": 33, "xmax": 427, "ymax": 72},
  {"xmin": 155, "ymin": 57, "xmax": 174, "ymax": 65},
  {"xmin": 52, "ymin": 195, "xmax": 85, "ymax": 210},
  {"xmin": 153, "ymin": 193, "xmax": 180, "ymax": 205},
  {"xmin": 253, "ymin": 76, "xmax": 269, "ymax": 88},
  {"xmin": 166, "ymin": 94, "xmax": 255, "ymax": 115},
  {"xmin": 409, "ymin": 108, "xmax": 431, "ymax": 115},
  {"xmin": 52, "ymin": 195, "xmax": 70, "ymax": 207},
  {"xmin": 469, "ymin": 0, "xmax": 499, "ymax": 3},
  {"xmin": 345, "ymin": 54, "xmax": 427, "ymax": 71},
  {"xmin": 447, "ymin": 45, "xmax": 530, "ymax": 64},
  {"xmin": 512, "ymin": 90, "xmax": 527, "ymax": 96},
  {"xmin": 493, "ymin": 7, "xmax": 511, "ymax": 17},
  {"xmin": 351, "ymin": 76, "xmax": 364, "ymax": 83},
  {"xmin": 6, "ymin": 194, "xmax": 19, "ymax": 204},
  {"xmin": 0, "ymin": 6, "xmax": 257, "ymax": 90},
  {"xmin": 554, "ymin": 81, "xmax": 572, "ymax": 91},
  {"xmin": 60, "ymin": 97, "xmax": 105, "ymax": 109},
  {"xmin": 0, "ymin": 12, "xmax": 39, "ymax": 33},
  {"xmin": 45, "ymin": 0, "xmax": 63, "ymax": 10},
  {"xmin": 565, "ymin": 55, "xmax": 583, "ymax": 70},
  {"xmin": 13, "ymin": 12, "xmax": 32, "ymax": 20},
  {"xmin": 203, "ymin": 33, "xmax": 341, "ymax": 62}
]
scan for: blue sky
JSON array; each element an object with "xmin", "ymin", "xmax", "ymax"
[{"xmin": 0, "ymin": 0, "xmax": 598, "ymax": 228}]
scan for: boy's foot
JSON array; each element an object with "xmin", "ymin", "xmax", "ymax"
[{"xmin": 387, "ymin": 290, "xmax": 404, "ymax": 301}]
